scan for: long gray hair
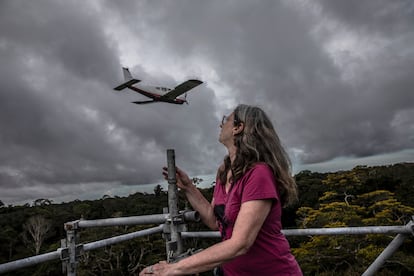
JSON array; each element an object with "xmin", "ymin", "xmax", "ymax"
[{"xmin": 219, "ymin": 104, "xmax": 298, "ymax": 207}]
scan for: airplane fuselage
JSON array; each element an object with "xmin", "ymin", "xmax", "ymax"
[{"xmin": 128, "ymin": 85, "xmax": 186, "ymax": 104}]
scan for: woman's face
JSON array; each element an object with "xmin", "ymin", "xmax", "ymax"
[{"xmin": 219, "ymin": 112, "xmax": 235, "ymax": 145}]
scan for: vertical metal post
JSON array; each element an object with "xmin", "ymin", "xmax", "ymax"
[
  {"xmin": 166, "ymin": 149, "xmax": 183, "ymax": 262},
  {"xmin": 64, "ymin": 221, "xmax": 79, "ymax": 276}
]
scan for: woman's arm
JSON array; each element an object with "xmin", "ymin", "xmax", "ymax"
[
  {"xmin": 183, "ymin": 185, "xmax": 218, "ymax": 230},
  {"xmin": 142, "ymin": 199, "xmax": 272, "ymax": 275}
]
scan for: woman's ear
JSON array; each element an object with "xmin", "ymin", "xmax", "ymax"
[{"xmin": 232, "ymin": 122, "xmax": 244, "ymax": 135}]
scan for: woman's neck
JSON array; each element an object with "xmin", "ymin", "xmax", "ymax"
[{"xmin": 227, "ymin": 145, "xmax": 237, "ymax": 164}]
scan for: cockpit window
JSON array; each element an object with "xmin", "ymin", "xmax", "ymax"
[{"xmin": 156, "ymin": 87, "xmax": 170, "ymax": 92}]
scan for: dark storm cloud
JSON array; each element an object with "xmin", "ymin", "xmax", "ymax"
[
  {"xmin": 0, "ymin": 1, "xmax": 119, "ymax": 84},
  {"xmin": 0, "ymin": 0, "xmax": 121, "ymax": 187},
  {"xmin": 315, "ymin": 0, "xmax": 414, "ymax": 35},
  {"xmin": 0, "ymin": 0, "xmax": 222, "ymax": 204},
  {"xmin": 134, "ymin": 0, "xmax": 414, "ymax": 163},
  {"xmin": 1, "ymin": 0, "xmax": 413, "ymax": 204},
  {"xmin": 290, "ymin": 0, "xmax": 414, "ymax": 162}
]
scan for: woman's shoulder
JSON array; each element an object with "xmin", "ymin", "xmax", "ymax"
[
  {"xmin": 249, "ymin": 162, "xmax": 272, "ymax": 173},
  {"xmin": 241, "ymin": 162, "xmax": 273, "ymax": 180}
]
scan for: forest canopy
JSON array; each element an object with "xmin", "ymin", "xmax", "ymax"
[{"xmin": 0, "ymin": 162, "xmax": 413, "ymax": 275}]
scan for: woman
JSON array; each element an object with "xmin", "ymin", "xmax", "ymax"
[{"xmin": 140, "ymin": 104, "xmax": 302, "ymax": 275}]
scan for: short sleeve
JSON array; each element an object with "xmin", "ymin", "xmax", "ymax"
[{"xmin": 241, "ymin": 164, "xmax": 279, "ymax": 203}]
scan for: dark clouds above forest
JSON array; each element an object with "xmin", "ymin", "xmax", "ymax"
[{"xmin": 1, "ymin": 0, "xmax": 413, "ymax": 205}]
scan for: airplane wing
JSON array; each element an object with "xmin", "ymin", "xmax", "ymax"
[
  {"xmin": 132, "ymin": 100, "xmax": 156, "ymax": 105},
  {"xmin": 160, "ymin": 79, "xmax": 203, "ymax": 99}
]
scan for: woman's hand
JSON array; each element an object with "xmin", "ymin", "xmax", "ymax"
[
  {"xmin": 162, "ymin": 166, "xmax": 193, "ymax": 191},
  {"xmin": 139, "ymin": 261, "xmax": 177, "ymax": 276}
]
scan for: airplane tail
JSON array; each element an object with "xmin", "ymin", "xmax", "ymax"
[
  {"xmin": 114, "ymin": 67, "xmax": 140, "ymax": 91},
  {"xmin": 122, "ymin": 67, "xmax": 133, "ymax": 81}
]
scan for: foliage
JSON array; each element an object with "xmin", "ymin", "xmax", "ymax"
[
  {"xmin": 293, "ymin": 163, "xmax": 414, "ymax": 275},
  {"xmin": 153, "ymin": 184, "xmax": 164, "ymax": 197}
]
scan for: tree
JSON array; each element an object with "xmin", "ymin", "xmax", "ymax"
[
  {"xmin": 73, "ymin": 203, "xmax": 91, "ymax": 219},
  {"xmin": 294, "ymin": 169, "xmax": 414, "ymax": 275},
  {"xmin": 192, "ymin": 177, "xmax": 203, "ymax": 186},
  {"xmin": 154, "ymin": 184, "xmax": 164, "ymax": 197},
  {"xmin": 23, "ymin": 215, "xmax": 52, "ymax": 255},
  {"xmin": 33, "ymin": 198, "xmax": 52, "ymax": 206},
  {"xmin": 0, "ymin": 225, "xmax": 19, "ymax": 260}
]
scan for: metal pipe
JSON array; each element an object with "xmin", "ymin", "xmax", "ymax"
[
  {"xmin": 76, "ymin": 212, "xmax": 200, "ymax": 229},
  {"xmin": 83, "ymin": 225, "xmax": 164, "ymax": 252},
  {"xmin": 362, "ymin": 233, "xmax": 409, "ymax": 276},
  {"xmin": 66, "ymin": 228, "xmax": 77, "ymax": 276},
  {"xmin": 182, "ymin": 210, "xmax": 200, "ymax": 222},
  {"xmin": 77, "ymin": 214, "xmax": 169, "ymax": 228},
  {"xmin": 182, "ymin": 231, "xmax": 221, "ymax": 239},
  {"xmin": 0, "ymin": 251, "xmax": 60, "ymax": 274},
  {"xmin": 282, "ymin": 225, "xmax": 413, "ymax": 236},
  {"xmin": 181, "ymin": 224, "xmax": 413, "ymax": 239},
  {"xmin": 166, "ymin": 149, "xmax": 183, "ymax": 261}
]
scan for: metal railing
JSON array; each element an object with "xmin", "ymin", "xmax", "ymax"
[{"xmin": 0, "ymin": 149, "xmax": 413, "ymax": 275}]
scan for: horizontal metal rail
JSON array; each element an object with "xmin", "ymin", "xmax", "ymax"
[
  {"xmin": 282, "ymin": 224, "xmax": 414, "ymax": 236},
  {"xmin": 0, "ymin": 250, "xmax": 61, "ymax": 274},
  {"xmin": 75, "ymin": 211, "xmax": 199, "ymax": 228},
  {"xmin": 181, "ymin": 223, "xmax": 414, "ymax": 238},
  {"xmin": 78, "ymin": 214, "xmax": 168, "ymax": 228},
  {"xmin": 182, "ymin": 231, "xmax": 220, "ymax": 239},
  {"xmin": 83, "ymin": 224, "xmax": 164, "ymax": 251}
]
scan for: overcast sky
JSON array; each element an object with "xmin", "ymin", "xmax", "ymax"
[{"xmin": 1, "ymin": 0, "xmax": 413, "ymax": 206}]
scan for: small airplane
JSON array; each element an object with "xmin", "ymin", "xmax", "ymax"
[{"xmin": 114, "ymin": 67, "xmax": 203, "ymax": 105}]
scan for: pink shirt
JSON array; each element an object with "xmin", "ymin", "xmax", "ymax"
[{"xmin": 213, "ymin": 163, "xmax": 302, "ymax": 276}]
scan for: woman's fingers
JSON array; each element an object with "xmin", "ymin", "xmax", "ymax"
[
  {"xmin": 162, "ymin": 167, "xmax": 183, "ymax": 178},
  {"xmin": 162, "ymin": 166, "xmax": 192, "ymax": 189}
]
